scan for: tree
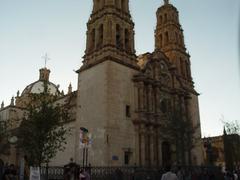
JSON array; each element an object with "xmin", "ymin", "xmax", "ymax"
[
  {"xmin": 17, "ymin": 82, "xmax": 71, "ymax": 167},
  {"xmin": 0, "ymin": 118, "xmax": 10, "ymax": 156},
  {"xmin": 162, "ymin": 99, "xmax": 200, "ymax": 166},
  {"xmin": 223, "ymin": 120, "xmax": 240, "ymax": 170}
]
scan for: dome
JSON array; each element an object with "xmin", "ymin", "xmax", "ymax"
[
  {"xmin": 21, "ymin": 80, "xmax": 60, "ymax": 96},
  {"xmin": 21, "ymin": 68, "xmax": 60, "ymax": 96}
]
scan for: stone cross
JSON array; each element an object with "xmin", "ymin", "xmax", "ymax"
[
  {"xmin": 164, "ymin": 0, "xmax": 169, "ymax": 4},
  {"xmin": 41, "ymin": 53, "xmax": 50, "ymax": 68}
]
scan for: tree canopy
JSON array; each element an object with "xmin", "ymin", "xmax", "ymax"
[
  {"xmin": 223, "ymin": 120, "xmax": 240, "ymax": 171},
  {"xmin": 17, "ymin": 82, "xmax": 71, "ymax": 166},
  {"xmin": 162, "ymin": 99, "xmax": 200, "ymax": 166}
]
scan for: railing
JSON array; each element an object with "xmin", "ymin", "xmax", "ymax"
[
  {"xmin": 39, "ymin": 166, "xmax": 222, "ymax": 180},
  {"xmin": 40, "ymin": 166, "xmax": 163, "ymax": 180},
  {"xmin": 40, "ymin": 166, "xmax": 64, "ymax": 180}
]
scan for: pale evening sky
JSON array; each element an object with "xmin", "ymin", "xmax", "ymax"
[{"xmin": 0, "ymin": 0, "xmax": 239, "ymax": 137}]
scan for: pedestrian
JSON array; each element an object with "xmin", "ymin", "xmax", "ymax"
[
  {"xmin": 176, "ymin": 167, "xmax": 183, "ymax": 180},
  {"xmin": 161, "ymin": 165, "xmax": 178, "ymax": 180},
  {"xmin": 83, "ymin": 168, "xmax": 90, "ymax": 180},
  {"xmin": 233, "ymin": 171, "xmax": 238, "ymax": 180},
  {"xmin": 79, "ymin": 169, "xmax": 86, "ymax": 180},
  {"xmin": 114, "ymin": 169, "xmax": 123, "ymax": 180},
  {"xmin": 2, "ymin": 164, "xmax": 18, "ymax": 180}
]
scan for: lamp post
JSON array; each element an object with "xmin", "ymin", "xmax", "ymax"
[
  {"xmin": 80, "ymin": 127, "xmax": 89, "ymax": 168},
  {"xmin": 8, "ymin": 135, "xmax": 25, "ymax": 180}
]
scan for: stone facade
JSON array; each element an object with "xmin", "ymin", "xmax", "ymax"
[
  {"xmin": 75, "ymin": 0, "xmax": 203, "ymax": 166},
  {"xmin": 0, "ymin": 0, "xmax": 204, "ymax": 167}
]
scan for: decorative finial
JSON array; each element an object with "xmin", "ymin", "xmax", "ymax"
[
  {"xmin": 17, "ymin": 90, "xmax": 20, "ymax": 97},
  {"xmin": 1, "ymin": 101, "xmax": 4, "ymax": 109},
  {"xmin": 41, "ymin": 53, "xmax": 51, "ymax": 68},
  {"xmin": 164, "ymin": 0, "xmax": 169, "ymax": 4},
  {"xmin": 10, "ymin": 97, "xmax": 15, "ymax": 106},
  {"xmin": 68, "ymin": 83, "xmax": 72, "ymax": 94}
]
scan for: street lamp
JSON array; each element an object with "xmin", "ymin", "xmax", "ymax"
[
  {"xmin": 80, "ymin": 127, "xmax": 89, "ymax": 168},
  {"xmin": 8, "ymin": 136, "xmax": 18, "ymax": 144}
]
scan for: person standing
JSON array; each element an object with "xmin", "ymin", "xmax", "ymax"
[
  {"xmin": 233, "ymin": 171, "xmax": 238, "ymax": 180},
  {"xmin": 83, "ymin": 168, "xmax": 90, "ymax": 180},
  {"xmin": 161, "ymin": 165, "xmax": 178, "ymax": 180},
  {"xmin": 79, "ymin": 169, "xmax": 86, "ymax": 180}
]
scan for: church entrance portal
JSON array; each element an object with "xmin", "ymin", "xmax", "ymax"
[{"xmin": 162, "ymin": 141, "xmax": 171, "ymax": 167}]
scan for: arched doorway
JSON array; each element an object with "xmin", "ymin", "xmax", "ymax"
[{"xmin": 162, "ymin": 141, "xmax": 171, "ymax": 167}]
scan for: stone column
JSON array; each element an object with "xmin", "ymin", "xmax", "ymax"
[
  {"xmin": 149, "ymin": 126, "xmax": 155, "ymax": 167},
  {"xmin": 94, "ymin": 25, "xmax": 98, "ymax": 50},
  {"xmin": 122, "ymin": 26, "xmax": 125, "ymax": 50},
  {"xmin": 156, "ymin": 87, "xmax": 161, "ymax": 113},
  {"xmin": 155, "ymin": 129, "xmax": 160, "ymax": 167},
  {"xmin": 104, "ymin": 20, "xmax": 111, "ymax": 46},
  {"xmin": 134, "ymin": 125, "xmax": 140, "ymax": 165},
  {"xmin": 139, "ymin": 82, "xmax": 144, "ymax": 111},
  {"xmin": 158, "ymin": 128, "xmax": 162, "ymax": 166},
  {"xmin": 139, "ymin": 124, "xmax": 146, "ymax": 166},
  {"xmin": 86, "ymin": 30, "xmax": 90, "ymax": 53},
  {"xmin": 120, "ymin": 26, "xmax": 124, "ymax": 49},
  {"xmin": 134, "ymin": 84, "xmax": 139, "ymax": 112},
  {"xmin": 185, "ymin": 96, "xmax": 191, "ymax": 122},
  {"xmin": 130, "ymin": 30, "xmax": 135, "ymax": 53},
  {"xmin": 147, "ymin": 84, "xmax": 153, "ymax": 112},
  {"xmin": 180, "ymin": 96, "xmax": 186, "ymax": 117},
  {"xmin": 112, "ymin": 22, "xmax": 117, "ymax": 46},
  {"xmin": 143, "ymin": 85, "xmax": 147, "ymax": 111}
]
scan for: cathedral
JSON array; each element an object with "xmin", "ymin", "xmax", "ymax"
[{"xmin": 0, "ymin": 0, "xmax": 203, "ymax": 167}]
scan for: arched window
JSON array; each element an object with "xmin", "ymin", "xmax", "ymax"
[
  {"xmin": 160, "ymin": 99, "xmax": 168, "ymax": 113},
  {"xmin": 116, "ymin": 24, "xmax": 122, "ymax": 48},
  {"xmin": 180, "ymin": 58, "xmax": 185, "ymax": 77},
  {"xmin": 164, "ymin": 13, "xmax": 167, "ymax": 22},
  {"xmin": 160, "ymin": 15, "xmax": 163, "ymax": 24},
  {"xmin": 91, "ymin": 28, "xmax": 96, "ymax": 50},
  {"xmin": 98, "ymin": 24, "xmax": 103, "ymax": 48},
  {"xmin": 179, "ymin": 34, "xmax": 182, "ymax": 45},
  {"xmin": 125, "ymin": 29, "xmax": 130, "ymax": 51},
  {"xmin": 175, "ymin": 32, "xmax": 178, "ymax": 44},
  {"xmin": 165, "ymin": 32, "xmax": 169, "ymax": 44},
  {"xmin": 160, "ymin": 34, "xmax": 163, "ymax": 47},
  {"xmin": 121, "ymin": 0, "xmax": 125, "ymax": 11},
  {"xmin": 115, "ymin": 0, "xmax": 120, "ymax": 9}
]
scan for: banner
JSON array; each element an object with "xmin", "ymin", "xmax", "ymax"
[
  {"xmin": 79, "ymin": 127, "xmax": 92, "ymax": 148},
  {"xmin": 29, "ymin": 167, "xmax": 40, "ymax": 180},
  {"xmin": 19, "ymin": 158, "xmax": 25, "ymax": 180}
]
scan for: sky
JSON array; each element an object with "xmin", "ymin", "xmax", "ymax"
[{"xmin": 0, "ymin": 0, "xmax": 239, "ymax": 137}]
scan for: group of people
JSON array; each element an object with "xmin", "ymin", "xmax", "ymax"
[
  {"xmin": 64, "ymin": 158, "xmax": 90, "ymax": 180},
  {"xmin": 161, "ymin": 166, "xmax": 240, "ymax": 180},
  {"xmin": 64, "ymin": 167, "xmax": 90, "ymax": 180},
  {"xmin": 2, "ymin": 158, "xmax": 240, "ymax": 180},
  {"xmin": 0, "ymin": 164, "xmax": 18, "ymax": 180}
]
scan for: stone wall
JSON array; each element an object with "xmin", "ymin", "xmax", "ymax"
[{"xmin": 76, "ymin": 60, "xmax": 138, "ymax": 166}]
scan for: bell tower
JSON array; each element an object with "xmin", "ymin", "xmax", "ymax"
[
  {"xmin": 80, "ymin": 0, "xmax": 138, "ymax": 71},
  {"xmin": 76, "ymin": 0, "xmax": 139, "ymax": 166},
  {"xmin": 155, "ymin": 0, "xmax": 192, "ymax": 82}
]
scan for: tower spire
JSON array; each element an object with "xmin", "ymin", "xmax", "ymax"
[{"xmin": 155, "ymin": 2, "xmax": 193, "ymax": 82}]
